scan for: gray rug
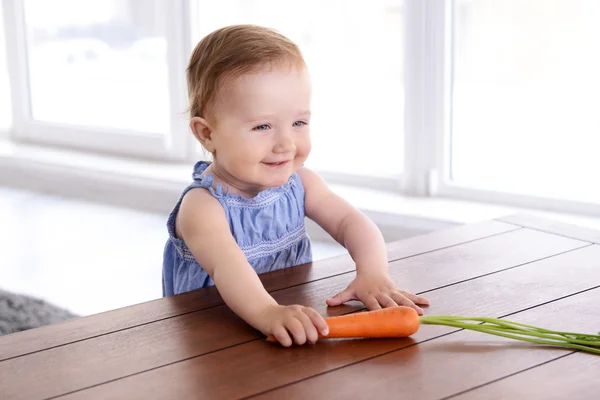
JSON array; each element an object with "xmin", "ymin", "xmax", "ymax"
[{"xmin": 0, "ymin": 288, "xmax": 79, "ymax": 336}]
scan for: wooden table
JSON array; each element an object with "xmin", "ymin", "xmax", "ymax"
[{"xmin": 1, "ymin": 214, "xmax": 600, "ymax": 400}]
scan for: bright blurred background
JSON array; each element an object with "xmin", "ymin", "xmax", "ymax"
[{"xmin": 1, "ymin": 0, "xmax": 600, "ymax": 316}]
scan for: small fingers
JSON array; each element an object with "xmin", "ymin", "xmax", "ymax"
[
  {"xmin": 362, "ymin": 295, "xmax": 382, "ymax": 311},
  {"xmin": 375, "ymin": 293, "xmax": 398, "ymax": 308},
  {"xmin": 285, "ymin": 317, "xmax": 307, "ymax": 345},
  {"xmin": 272, "ymin": 325, "xmax": 292, "ymax": 347},
  {"xmin": 399, "ymin": 290, "xmax": 430, "ymax": 306},
  {"xmin": 391, "ymin": 292, "xmax": 424, "ymax": 315},
  {"xmin": 304, "ymin": 307, "xmax": 329, "ymax": 337},
  {"xmin": 295, "ymin": 311, "xmax": 319, "ymax": 343},
  {"xmin": 326, "ymin": 289, "xmax": 356, "ymax": 307}
]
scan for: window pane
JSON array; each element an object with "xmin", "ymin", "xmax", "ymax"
[
  {"xmin": 195, "ymin": 0, "xmax": 404, "ymax": 177},
  {"xmin": 0, "ymin": 4, "xmax": 11, "ymax": 130},
  {"xmin": 23, "ymin": 0, "xmax": 170, "ymax": 133},
  {"xmin": 452, "ymin": 0, "xmax": 600, "ymax": 202}
]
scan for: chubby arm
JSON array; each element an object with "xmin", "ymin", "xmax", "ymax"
[
  {"xmin": 298, "ymin": 167, "xmax": 429, "ymax": 313},
  {"xmin": 297, "ymin": 167, "xmax": 388, "ymax": 273},
  {"xmin": 177, "ymin": 189, "xmax": 327, "ymax": 346}
]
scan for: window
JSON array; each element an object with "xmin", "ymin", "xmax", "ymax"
[
  {"xmin": 22, "ymin": 0, "xmax": 170, "ymax": 133},
  {"xmin": 451, "ymin": 0, "xmax": 600, "ymax": 203},
  {"xmin": 0, "ymin": 4, "xmax": 11, "ymax": 131},
  {"xmin": 5, "ymin": 0, "xmax": 190, "ymax": 159},
  {"xmin": 194, "ymin": 0, "xmax": 405, "ymax": 178},
  {"xmin": 3, "ymin": 0, "xmax": 600, "ymax": 216}
]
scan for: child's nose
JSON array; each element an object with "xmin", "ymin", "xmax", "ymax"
[{"xmin": 273, "ymin": 129, "xmax": 295, "ymax": 153}]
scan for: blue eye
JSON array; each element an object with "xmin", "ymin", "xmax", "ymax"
[
  {"xmin": 253, "ymin": 124, "xmax": 270, "ymax": 131},
  {"xmin": 293, "ymin": 121, "xmax": 307, "ymax": 127}
]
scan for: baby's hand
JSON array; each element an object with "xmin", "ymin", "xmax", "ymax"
[
  {"xmin": 326, "ymin": 272, "xmax": 430, "ymax": 315},
  {"xmin": 261, "ymin": 304, "xmax": 329, "ymax": 347}
]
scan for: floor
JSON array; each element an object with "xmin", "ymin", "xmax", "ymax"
[{"xmin": 0, "ymin": 186, "xmax": 347, "ymax": 316}]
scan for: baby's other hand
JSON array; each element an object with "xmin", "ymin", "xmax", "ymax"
[
  {"xmin": 261, "ymin": 304, "xmax": 329, "ymax": 347},
  {"xmin": 326, "ymin": 272, "xmax": 430, "ymax": 315}
]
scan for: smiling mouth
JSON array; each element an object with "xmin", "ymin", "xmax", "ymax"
[{"xmin": 262, "ymin": 161, "xmax": 290, "ymax": 168}]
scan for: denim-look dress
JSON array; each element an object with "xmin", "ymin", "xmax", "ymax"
[{"xmin": 162, "ymin": 161, "xmax": 312, "ymax": 296}]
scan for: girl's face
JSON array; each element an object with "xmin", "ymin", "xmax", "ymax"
[{"xmin": 207, "ymin": 65, "xmax": 312, "ymax": 196}]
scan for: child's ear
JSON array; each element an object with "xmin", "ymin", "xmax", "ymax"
[{"xmin": 190, "ymin": 117, "xmax": 216, "ymax": 153}]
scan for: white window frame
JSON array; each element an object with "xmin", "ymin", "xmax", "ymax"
[
  {"xmin": 402, "ymin": 0, "xmax": 450, "ymax": 197},
  {"xmin": 2, "ymin": 0, "xmax": 193, "ymax": 161}
]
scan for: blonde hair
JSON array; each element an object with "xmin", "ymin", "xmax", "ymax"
[{"xmin": 186, "ymin": 24, "xmax": 305, "ymax": 120}]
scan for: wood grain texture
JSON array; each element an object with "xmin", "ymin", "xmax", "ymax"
[
  {"xmin": 0, "ymin": 220, "xmax": 517, "ymax": 361},
  {"xmin": 0, "ymin": 229, "xmax": 584, "ymax": 400},
  {"xmin": 259, "ymin": 220, "xmax": 519, "ymax": 294},
  {"xmin": 451, "ymin": 351, "xmax": 600, "ymax": 400},
  {"xmin": 267, "ymin": 229, "xmax": 585, "ymax": 313},
  {"xmin": 0, "ymin": 284, "xmax": 223, "ymax": 362},
  {"xmin": 54, "ymin": 244, "xmax": 600, "ymax": 400},
  {"xmin": 255, "ymin": 286, "xmax": 600, "ymax": 400},
  {"xmin": 498, "ymin": 213, "xmax": 600, "ymax": 244}
]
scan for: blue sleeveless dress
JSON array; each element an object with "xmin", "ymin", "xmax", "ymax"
[{"xmin": 162, "ymin": 161, "xmax": 313, "ymax": 296}]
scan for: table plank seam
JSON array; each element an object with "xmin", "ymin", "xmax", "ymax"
[
  {"xmin": 43, "ymin": 337, "xmax": 261, "ymax": 400},
  {"xmin": 415, "ymin": 244, "xmax": 593, "ymax": 296},
  {"xmin": 265, "ymin": 227, "xmax": 525, "ymax": 296},
  {"xmin": 51, "ymin": 268, "xmax": 600, "ymax": 400},
  {"xmin": 1, "ymin": 227, "xmax": 525, "ymax": 363},
  {"xmin": 495, "ymin": 218, "xmax": 598, "ymax": 244},
  {"xmin": 243, "ymin": 283, "xmax": 600, "ymax": 400},
  {"xmin": 438, "ymin": 352, "xmax": 575, "ymax": 400}
]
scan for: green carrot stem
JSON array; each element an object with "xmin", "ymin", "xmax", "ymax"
[
  {"xmin": 423, "ymin": 317, "xmax": 600, "ymax": 346},
  {"xmin": 419, "ymin": 316, "xmax": 600, "ymax": 355},
  {"xmin": 427, "ymin": 317, "xmax": 600, "ymax": 342},
  {"xmin": 464, "ymin": 323, "xmax": 600, "ymax": 347},
  {"xmin": 430, "ymin": 316, "xmax": 600, "ymax": 340}
]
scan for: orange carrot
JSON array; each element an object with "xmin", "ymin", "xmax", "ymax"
[
  {"xmin": 266, "ymin": 306, "xmax": 420, "ymax": 343},
  {"xmin": 266, "ymin": 306, "xmax": 600, "ymax": 355}
]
